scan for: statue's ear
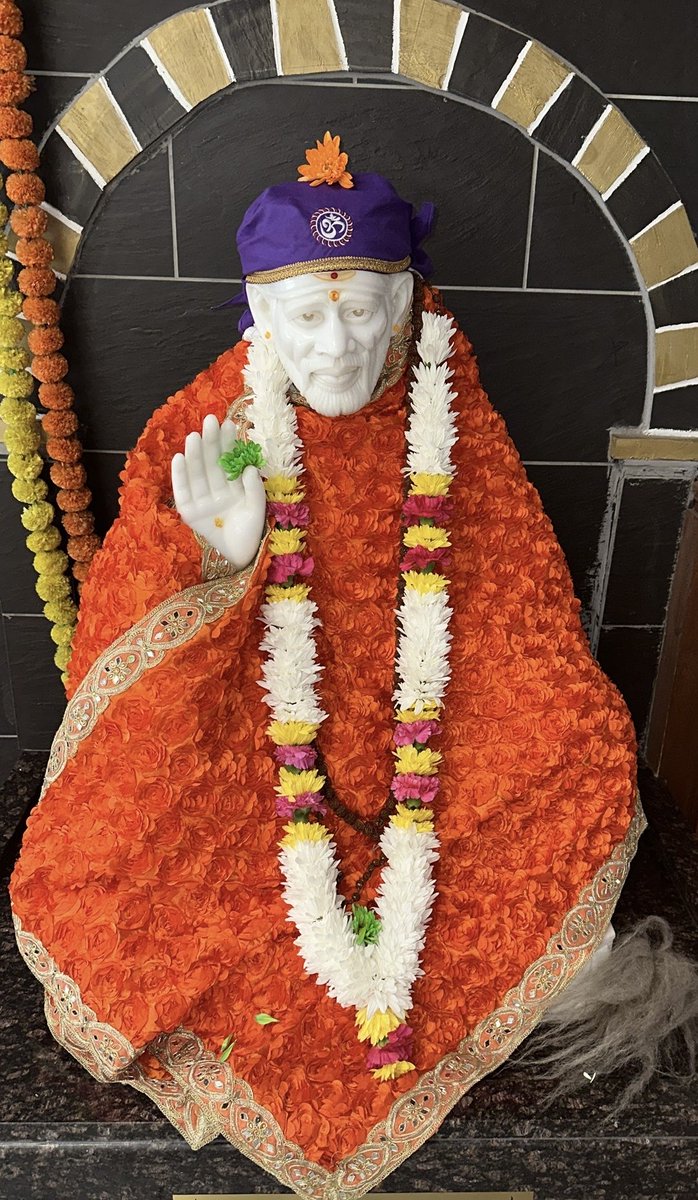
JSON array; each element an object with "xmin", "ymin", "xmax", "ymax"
[
  {"xmin": 389, "ymin": 272, "xmax": 414, "ymax": 326},
  {"xmin": 245, "ymin": 282, "xmax": 272, "ymax": 332}
]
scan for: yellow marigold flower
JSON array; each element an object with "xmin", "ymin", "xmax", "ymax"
[
  {"xmin": 395, "ymin": 745, "xmax": 441, "ymax": 775},
  {"xmin": 265, "ymin": 584, "xmax": 311, "ymax": 603},
  {"xmin": 265, "ymin": 472, "xmax": 303, "ymax": 496},
  {"xmin": 269, "ymin": 527, "xmax": 306, "ymax": 555},
  {"xmin": 403, "ymin": 524, "xmax": 451, "ymax": 550},
  {"xmin": 33, "ymin": 550, "xmax": 68, "ymax": 576},
  {"xmin": 267, "ymin": 490, "xmax": 305, "ymax": 504},
  {"xmin": 403, "ymin": 570, "xmax": 449, "ymax": 594},
  {"xmin": 276, "ymin": 767, "xmax": 325, "ymax": 797},
  {"xmin": 396, "ymin": 701, "xmax": 441, "ymax": 723},
  {"xmin": 280, "ymin": 821, "xmax": 331, "ymax": 849},
  {"xmin": 392, "ymin": 804, "xmax": 435, "ymax": 833},
  {"xmin": 355, "ymin": 1007, "xmax": 401, "ymax": 1044},
  {"xmin": 409, "ymin": 472, "xmax": 451, "ymax": 496},
  {"xmin": 0, "ymin": 370, "xmax": 34, "ymax": 398},
  {"xmin": 268, "ymin": 720, "xmax": 318, "ymax": 745},
  {"xmin": 0, "ymin": 347, "xmax": 30, "ymax": 370},
  {"xmin": 372, "ymin": 1061, "xmax": 416, "ymax": 1081},
  {"xmin": 54, "ymin": 644, "xmax": 72, "ymax": 671}
]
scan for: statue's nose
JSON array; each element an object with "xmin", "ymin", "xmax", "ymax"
[{"xmin": 316, "ymin": 310, "xmax": 353, "ymax": 357}]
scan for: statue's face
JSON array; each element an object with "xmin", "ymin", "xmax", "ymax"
[{"xmin": 246, "ymin": 269, "xmax": 414, "ymax": 416}]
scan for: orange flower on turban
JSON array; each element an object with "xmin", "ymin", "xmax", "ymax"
[{"xmin": 297, "ymin": 130, "xmax": 354, "ymax": 188}]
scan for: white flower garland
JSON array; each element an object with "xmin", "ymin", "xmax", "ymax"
[{"xmin": 245, "ymin": 310, "xmax": 459, "ymax": 1074}]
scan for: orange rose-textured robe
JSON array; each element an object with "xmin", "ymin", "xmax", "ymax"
[{"xmin": 10, "ymin": 290, "xmax": 641, "ymax": 1196}]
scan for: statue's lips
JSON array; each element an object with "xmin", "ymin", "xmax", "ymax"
[{"xmin": 310, "ymin": 365, "xmax": 360, "ymax": 389}]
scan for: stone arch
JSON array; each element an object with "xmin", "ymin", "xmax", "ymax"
[{"xmin": 31, "ymin": 0, "xmax": 698, "ymax": 434}]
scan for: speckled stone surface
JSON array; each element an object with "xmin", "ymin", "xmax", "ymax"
[{"xmin": 1, "ymin": 756, "xmax": 696, "ymax": 1199}]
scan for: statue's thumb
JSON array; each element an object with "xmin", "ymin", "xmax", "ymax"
[{"xmin": 240, "ymin": 464, "xmax": 265, "ymax": 504}]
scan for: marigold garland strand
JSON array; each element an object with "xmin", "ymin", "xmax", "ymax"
[{"xmin": 0, "ymin": 1, "xmax": 99, "ymax": 679}]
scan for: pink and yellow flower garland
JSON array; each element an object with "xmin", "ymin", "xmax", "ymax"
[{"xmin": 248, "ymin": 312, "xmax": 458, "ymax": 1079}]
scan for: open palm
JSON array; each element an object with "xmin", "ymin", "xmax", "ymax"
[{"xmin": 171, "ymin": 414, "xmax": 266, "ymax": 569}]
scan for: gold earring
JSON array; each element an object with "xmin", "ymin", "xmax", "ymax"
[
  {"xmin": 392, "ymin": 323, "xmax": 400, "ymax": 333},
  {"xmin": 264, "ymin": 330, "xmax": 272, "ymax": 340}
]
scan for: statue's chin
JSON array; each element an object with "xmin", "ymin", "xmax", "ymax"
[{"xmin": 299, "ymin": 380, "xmax": 376, "ymax": 417}]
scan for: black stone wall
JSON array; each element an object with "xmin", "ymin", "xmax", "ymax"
[{"xmin": 1, "ymin": 0, "xmax": 696, "ymax": 763}]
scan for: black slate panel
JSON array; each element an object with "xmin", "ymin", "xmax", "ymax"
[
  {"xmin": 3, "ymin": 615, "xmax": 66, "ymax": 749},
  {"xmin": 21, "ymin": 0, "xmax": 189, "ymax": 74},
  {"xmin": 73, "ymin": 141, "xmax": 174, "ymax": 277},
  {"xmin": 332, "ymin": 0, "xmax": 393, "ymax": 72},
  {"xmin": 0, "ymin": 751, "xmax": 47, "ymax": 857},
  {"xmin": 84, "ymin": 452, "xmax": 127, "ymax": 539},
  {"xmin": 440, "ymin": 289, "xmax": 647, "ymax": 461},
  {"xmin": 0, "ymin": 460, "xmax": 43, "ymax": 616},
  {"xmin": 211, "ymin": 0, "xmax": 278, "ymax": 81},
  {"xmin": 464, "ymin": 1, "xmax": 698, "ymax": 96},
  {"xmin": 40, "ymin": 129, "xmax": 103, "ymax": 226},
  {"xmin": 650, "ymin": 267, "xmax": 698, "ymax": 328},
  {"xmin": 534, "ymin": 74, "xmax": 608, "ymax": 164},
  {"xmin": 604, "ymin": 476, "xmax": 688, "ymax": 625},
  {"xmin": 447, "ymin": 13, "xmax": 527, "ymax": 107},
  {"xmin": 528, "ymin": 153, "xmax": 637, "ymax": 292},
  {"xmin": 614, "ymin": 98, "xmax": 698, "ymax": 234},
  {"xmin": 597, "ymin": 625, "xmax": 663, "ymax": 737},
  {"xmin": 650, "ymin": 384, "xmax": 698, "ymax": 431},
  {"xmin": 605, "ymin": 148, "xmax": 681, "ymax": 243},
  {"xmin": 61, "ymin": 277, "xmax": 241, "ymax": 452},
  {"xmin": 524, "ymin": 463, "xmax": 609, "ymax": 611},
  {"xmin": 172, "ymin": 83, "xmax": 533, "ymax": 287},
  {"xmin": 25, "ymin": 73, "xmax": 83, "ymax": 145},
  {"xmin": 0, "ymin": 614, "xmax": 17, "ymax": 736},
  {"xmin": 0, "ymin": 737, "xmax": 19, "ymax": 789},
  {"xmin": 105, "ymin": 45, "xmax": 187, "ymax": 150}
]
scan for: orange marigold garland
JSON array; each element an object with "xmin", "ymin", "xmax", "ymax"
[
  {"xmin": 0, "ymin": 0, "xmax": 99, "ymax": 679},
  {"xmin": 0, "ymin": 219, "xmax": 77, "ymax": 673}
]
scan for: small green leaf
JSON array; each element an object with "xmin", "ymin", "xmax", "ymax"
[
  {"xmin": 254, "ymin": 1012, "xmax": 279, "ymax": 1026},
  {"xmin": 219, "ymin": 439, "xmax": 265, "ymax": 481},
  {"xmin": 352, "ymin": 904, "xmax": 382, "ymax": 945},
  {"xmin": 219, "ymin": 1034, "xmax": 236, "ymax": 1061}
]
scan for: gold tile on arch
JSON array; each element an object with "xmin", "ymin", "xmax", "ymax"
[
  {"xmin": 631, "ymin": 205, "xmax": 698, "ymax": 289},
  {"xmin": 574, "ymin": 106, "xmax": 646, "ymax": 195},
  {"xmin": 399, "ymin": 0, "xmax": 463, "ymax": 89},
  {"xmin": 58, "ymin": 80, "xmax": 140, "ymax": 185},
  {"xmin": 146, "ymin": 9, "xmax": 233, "ymax": 108},
  {"xmin": 610, "ymin": 431, "xmax": 698, "ymax": 461},
  {"xmin": 274, "ymin": 0, "xmax": 345, "ymax": 75},
  {"xmin": 655, "ymin": 326, "xmax": 698, "ymax": 390},
  {"xmin": 493, "ymin": 42, "xmax": 570, "ymax": 129}
]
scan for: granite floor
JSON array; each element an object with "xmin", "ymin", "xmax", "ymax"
[{"xmin": 0, "ymin": 757, "xmax": 696, "ymax": 1200}]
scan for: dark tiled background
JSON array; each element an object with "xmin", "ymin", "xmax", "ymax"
[{"xmin": 1, "ymin": 4, "xmax": 697, "ymax": 761}]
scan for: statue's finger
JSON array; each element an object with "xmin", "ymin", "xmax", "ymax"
[
  {"xmin": 171, "ymin": 452, "xmax": 192, "ymax": 509},
  {"xmin": 202, "ymin": 413, "xmax": 223, "ymax": 485},
  {"xmin": 185, "ymin": 431, "xmax": 210, "ymax": 500},
  {"xmin": 220, "ymin": 418, "xmax": 238, "ymax": 453}
]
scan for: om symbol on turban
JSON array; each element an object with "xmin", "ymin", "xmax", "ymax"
[{"xmin": 310, "ymin": 207, "xmax": 353, "ymax": 246}]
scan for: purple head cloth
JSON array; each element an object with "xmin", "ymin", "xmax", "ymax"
[{"xmin": 214, "ymin": 170, "xmax": 437, "ymax": 332}]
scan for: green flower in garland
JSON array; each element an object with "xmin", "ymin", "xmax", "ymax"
[
  {"xmin": 352, "ymin": 904, "xmax": 382, "ymax": 945},
  {"xmin": 219, "ymin": 439, "xmax": 265, "ymax": 481}
]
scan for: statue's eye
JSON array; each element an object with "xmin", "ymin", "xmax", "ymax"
[
  {"xmin": 351, "ymin": 308, "xmax": 366, "ymax": 317},
  {"xmin": 300, "ymin": 312, "xmax": 318, "ymax": 322}
]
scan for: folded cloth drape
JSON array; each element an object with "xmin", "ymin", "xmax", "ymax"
[{"xmin": 10, "ymin": 287, "xmax": 643, "ymax": 1199}]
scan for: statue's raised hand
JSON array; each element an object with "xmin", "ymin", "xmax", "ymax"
[{"xmin": 171, "ymin": 414, "xmax": 267, "ymax": 569}]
